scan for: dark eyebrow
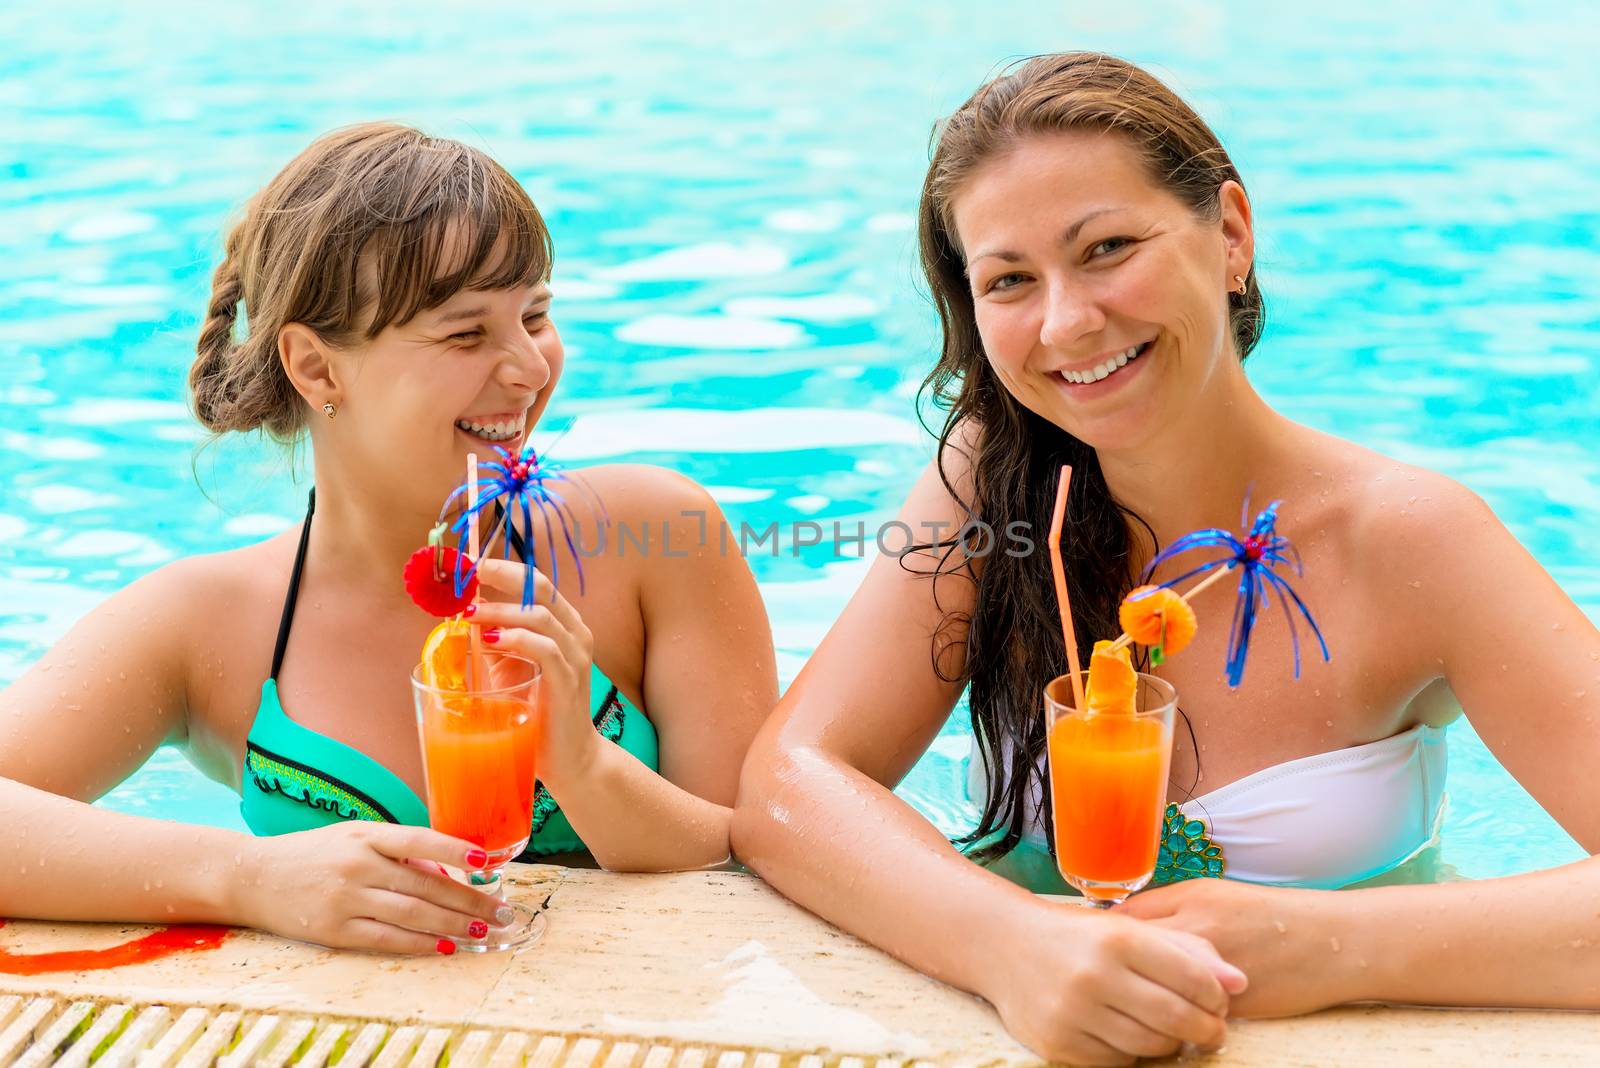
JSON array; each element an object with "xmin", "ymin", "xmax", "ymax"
[{"xmin": 968, "ymin": 208, "xmax": 1120, "ymax": 266}]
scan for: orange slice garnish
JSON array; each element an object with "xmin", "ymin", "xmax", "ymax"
[
  {"xmin": 1086, "ymin": 639, "xmax": 1137, "ymax": 715},
  {"xmin": 419, "ymin": 618, "xmax": 474, "ymax": 692},
  {"xmin": 1119, "ymin": 585, "xmax": 1198, "ymax": 659}
]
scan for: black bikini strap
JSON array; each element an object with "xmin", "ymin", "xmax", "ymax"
[
  {"xmin": 497, "ymin": 501, "xmax": 532, "ymax": 562},
  {"xmin": 269, "ymin": 488, "xmax": 316, "ymax": 681}
]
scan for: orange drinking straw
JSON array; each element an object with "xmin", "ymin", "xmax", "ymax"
[{"xmin": 1047, "ymin": 465, "xmax": 1087, "ymax": 711}]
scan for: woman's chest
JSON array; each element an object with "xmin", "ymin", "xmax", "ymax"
[{"xmin": 1143, "ymin": 558, "xmax": 1448, "ymax": 798}]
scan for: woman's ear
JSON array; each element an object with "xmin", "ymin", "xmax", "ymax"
[
  {"xmin": 279, "ymin": 323, "xmax": 340, "ymax": 413},
  {"xmin": 1217, "ymin": 179, "xmax": 1255, "ymax": 283}
]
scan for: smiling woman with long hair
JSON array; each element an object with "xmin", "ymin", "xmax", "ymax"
[{"xmin": 733, "ymin": 53, "xmax": 1600, "ymax": 1065}]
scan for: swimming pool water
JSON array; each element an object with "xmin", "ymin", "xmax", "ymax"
[{"xmin": 1, "ymin": 3, "xmax": 1595, "ymax": 880}]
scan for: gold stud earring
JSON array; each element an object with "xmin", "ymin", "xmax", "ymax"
[
  {"xmin": 323, "ymin": 402, "xmax": 337, "ymax": 418},
  {"xmin": 1233, "ymin": 274, "xmax": 1248, "ymax": 296}
]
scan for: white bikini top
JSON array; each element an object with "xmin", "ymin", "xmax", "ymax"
[{"xmin": 967, "ymin": 723, "xmax": 1448, "ymax": 890}]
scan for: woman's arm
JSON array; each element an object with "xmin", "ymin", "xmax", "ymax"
[
  {"xmin": 1124, "ymin": 474, "xmax": 1600, "ymax": 1013},
  {"xmin": 472, "ymin": 469, "xmax": 777, "ymax": 872},
  {"xmin": 0, "ymin": 560, "xmax": 512, "ymax": 951},
  {"xmin": 1348, "ymin": 475, "xmax": 1600, "ymax": 1005},
  {"xmin": 0, "ymin": 562, "xmax": 234, "ymax": 920},
  {"xmin": 733, "ymin": 452, "xmax": 1243, "ymax": 1065}
]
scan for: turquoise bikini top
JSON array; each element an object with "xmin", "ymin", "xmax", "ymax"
[{"xmin": 238, "ymin": 489, "xmax": 658, "ymax": 858}]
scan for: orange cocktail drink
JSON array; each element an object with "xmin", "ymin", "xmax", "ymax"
[
  {"xmin": 1044, "ymin": 664, "xmax": 1177, "ymax": 906},
  {"xmin": 411, "ymin": 640, "xmax": 545, "ymax": 951},
  {"xmin": 419, "ymin": 691, "xmax": 540, "ymax": 862}
]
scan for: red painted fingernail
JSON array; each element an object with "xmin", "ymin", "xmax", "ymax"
[
  {"xmin": 482, "ymin": 628, "xmax": 501, "ymax": 644},
  {"xmin": 435, "ymin": 938, "xmax": 456, "ymax": 955},
  {"xmin": 465, "ymin": 848, "xmax": 488, "ymax": 868},
  {"xmin": 463, "ymin": 603, "xmax": 477, "ymax": 618},
  {"xmin": 468, "ymin": 921, "xmax": 489, "ymax": 938}
]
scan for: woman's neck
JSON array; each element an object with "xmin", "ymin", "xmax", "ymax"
[
  {"xmin": 1095, "ymin": 362, "xmax": 1291, "ymax": 553},
  {"xmin": 303, "ymin": 462, "xmax": 442, "ymax": 593}
]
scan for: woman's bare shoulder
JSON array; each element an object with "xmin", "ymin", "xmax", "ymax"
[{"xmin": 134, "ymin": 532, "xmax": 299, "ymax": 615}]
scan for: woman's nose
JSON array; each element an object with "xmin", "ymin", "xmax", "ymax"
[
  {"xmin": 497, "ymin": 330, "xmax": 551, "ymax": 393},
  {"xmin": 1038, "ymin": 277, "xmax": 1107, "ymax": 351}
]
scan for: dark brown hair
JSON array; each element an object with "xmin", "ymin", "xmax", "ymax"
[
  {"xmin": 916, "ymin": 53, "xmax": 1264, "ymax": 861},
  {"xmin": 190, "ymin": 122, "xmax": 552, "ymax": 442}
]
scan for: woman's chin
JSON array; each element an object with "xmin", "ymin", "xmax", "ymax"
[{"xmin": 1038, "ymin": 367, "xmax": 1167, "ymax": 449}]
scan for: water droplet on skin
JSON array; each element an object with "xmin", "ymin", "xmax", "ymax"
[
  {"xmin": 1274, "ymin": 921, "xmax": 1287, "ymax": 934},
  {"xmin": 1325, "ymin": 720, "xmax": 1334, "ymax": 728},
  {"xmin": 1329, "ymin": 937, "xmax": 1342, "ymax": 952},
  {"xmin": 1553, "ymin": 623, "xmax": 1565, "ymax": 632},
  {"xmin": 118, "ymin": 671, "xmax": 126, "ymax": 680},
  {"xmin": 1314, "ymin": 689, "xmax": 1322, "ymax": 698},
  {"xmin": 1409, "ymin": 581, "xmax": 1422, "ymax": 589}
]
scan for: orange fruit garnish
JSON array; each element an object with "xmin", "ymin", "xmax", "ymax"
[
  {"xmin": 1119, "ymin": 585, "xmax": 1198, "ymax": 659},
  {"xmin": 420, "ymin": 618, "xmax": 474, "ymax": 691},
  {"xmin": 1086, "ymin": 640, "xmax": 1137, "ymax": 715}
]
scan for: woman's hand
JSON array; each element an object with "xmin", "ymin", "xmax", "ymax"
[
  {"xmin": 468, "ymin": 558, "xmax": 601, "ymax": 783},
  {"xmin": 231, "ymin": 823, "xmax": 508, "ymax": 954},
  {"xmin": 986, "ymin": 900, "xmax": 1247, "ymax": 1065},
  {"xmin": 1117, "ymin": 879, "xmax": 1358, "ymax": 1017}
]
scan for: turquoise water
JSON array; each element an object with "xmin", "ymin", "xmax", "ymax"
[{"xmin": 1, "ymin": 4, "xmax": 1595, "ymax": 880}]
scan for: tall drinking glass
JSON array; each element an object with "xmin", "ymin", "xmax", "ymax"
[
  {"xmin": 1044, "ymin": 670, "xmax": 1178, "ymax": 906},
  {"xmin": 410, "ymin": 650, "xmax": 545, "ymax": 952}
]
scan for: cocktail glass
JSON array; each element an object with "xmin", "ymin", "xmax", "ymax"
[
  {"xmin": 410, "ymin": 651, "xmax": 546, "ymax": 952},
  {"xmin": 1044, "ymin": 670, "xmax": 1178, "ymax": 907}
]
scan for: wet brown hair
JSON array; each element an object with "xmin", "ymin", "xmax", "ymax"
[
  {"xmin": 915, "ymin": 53, "xmax": 1263, "ymax": 862},
  {"xmin": 190, "ymin": 122, "xmax": 553, "ymax": 442}
]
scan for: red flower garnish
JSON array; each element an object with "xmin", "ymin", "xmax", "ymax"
[{"xmin": 403, "ymin": 545, "xmax": 478, "ymax": 617}]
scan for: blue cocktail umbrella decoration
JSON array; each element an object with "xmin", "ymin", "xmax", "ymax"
[
  {"xmin": 436, "ymin": 443, "xmax": 603, "ymax": 609},
  {"xmin": 1142, "ymin": 500, "xmax": 1330, "ymax": 687}
]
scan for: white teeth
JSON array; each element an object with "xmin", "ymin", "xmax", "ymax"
[
  {"xmin": 455, "ymin": 419, "xmax": 522, "ymax": 442},
  {"xmin": 1057, "ymin": 341, "xmax": 1149, "ymax": 386}
]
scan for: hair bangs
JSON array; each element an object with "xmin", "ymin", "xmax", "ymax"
[{"xmin": 361, "ymin": 149, "xmax": 552, "ymax": 338}]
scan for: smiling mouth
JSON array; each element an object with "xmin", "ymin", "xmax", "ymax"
[
  {"xmin": 454, "ymin": 414, "xmax": 527, "ymax": 444},
  {"xmin": 1056, "ymin": 340, "xmax": 1154, "ymax": 385}
]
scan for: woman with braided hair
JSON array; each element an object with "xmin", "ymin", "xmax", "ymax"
[{"xmin": 0, "ymin": 123, "xmax": 776, "ymax": 954}]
